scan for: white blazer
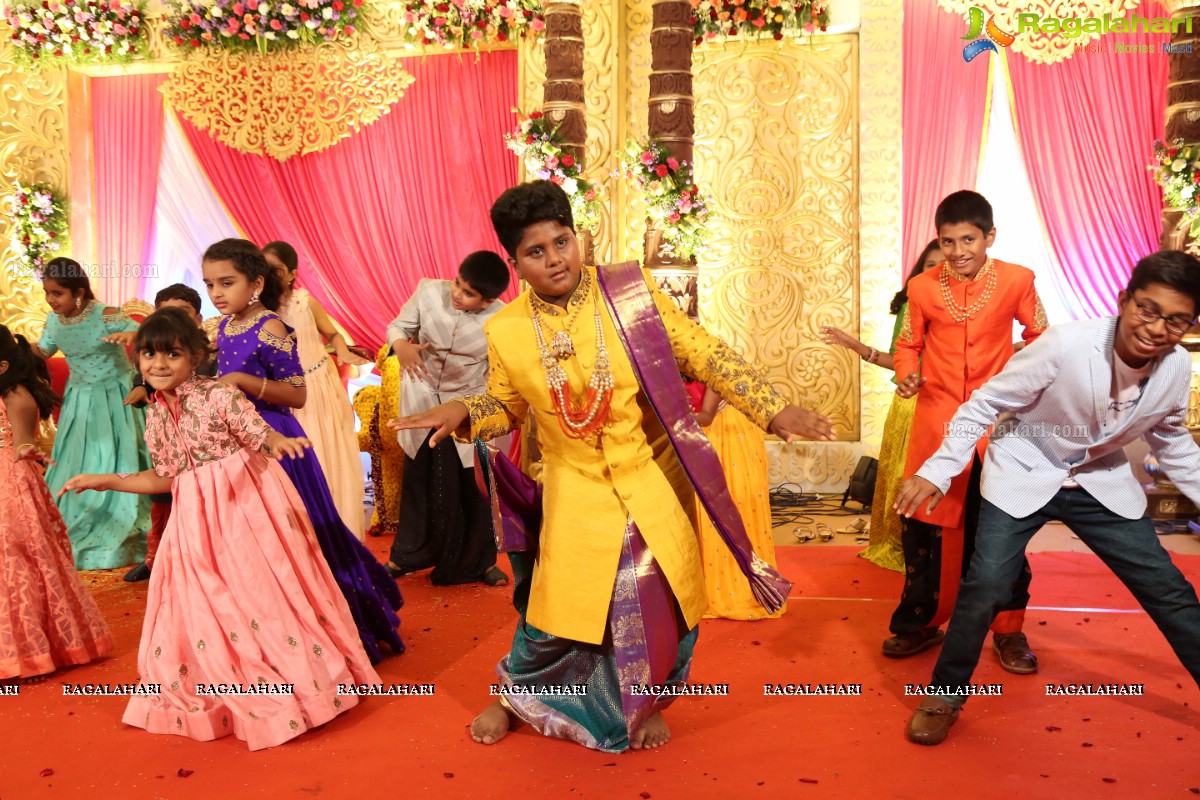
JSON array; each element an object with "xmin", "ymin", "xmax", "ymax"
[{"xmin": 917, "ymin": 316, "xmax": 1200, "ymax": 520}]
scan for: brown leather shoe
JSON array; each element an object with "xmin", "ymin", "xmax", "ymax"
[
  {"xmin": 906, "ymin": 697, "xmax": 960, "ymax": 745},
  {"xmin": 993, "ymin": 632, "xmax": 1038, "ymax": 674},
  {"xmin": 882, "ymin": 628, "xmax": 945, "ymax": 658}
]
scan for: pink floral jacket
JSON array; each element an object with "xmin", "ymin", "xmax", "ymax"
[{"xmin": 145, "ymin": 376, "xmax": 271, "ymax": 477}]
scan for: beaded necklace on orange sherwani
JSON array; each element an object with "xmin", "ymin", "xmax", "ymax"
[
  {"xmin": 529, "ymin": 268, "xmax": 614, "ymax": 438},
  {"xmin": 938, "ymin": 258, "xmax": 997, "ymax": 322}
]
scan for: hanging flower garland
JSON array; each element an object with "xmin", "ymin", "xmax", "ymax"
[
  {"xmin": 402, "ymin": 0, "xmax": 544, "ymax": 50},
  {"xmin": 163, "ymin": 0, "xmax": 362, "ymax": 53},
  {"xmin": 505, "ymin": 110, "xmax": 602, "ymax": 233},
  {"xmin": 1152, "ymin": 138, "xmax": 1200, "ymax": 236},
  {"xmin": 7, "ymin": 182, "xmax": 68, "ymax": 278},
  {"xmin": 5, "ymin": 0, "xmax": 147, "ymax": 66},
  {"xmin": 690, "ymin": 0, "xmax": 829, "ymax": 44},
  {"xmin": 620, "ymin": 139, "xmax": 712, "ymax": 261}
]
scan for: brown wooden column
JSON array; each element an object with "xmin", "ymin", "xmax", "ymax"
[
  {"xmin": 645, "ymin": 0, "xmax": 697, "ymax": 314},
  {"xmin": 542, "ymin": 1, "xmax": 593, "ymax": 263}
]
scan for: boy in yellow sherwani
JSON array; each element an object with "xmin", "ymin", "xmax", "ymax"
[{"xmin": 391, "ymin": 181, "xmax": 833, "ymax": 752}]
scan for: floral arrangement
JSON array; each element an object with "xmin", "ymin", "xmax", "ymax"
[
  {"xmin": 505, "ymin": 110, "xmax": 601, "ymax": 233},
  {"xmin": 7, "ymin": 182, "xmax": 68, "ymax": 278},
  {"xmin": 1152, "ymin": 138, "xmax": 1200, "ymax": 235},
  {"xmin": 164, "ymin": 0, "xmax": 362, "ymax": 52},
  {"xmin": 690, "ymin": 0, "xmax": 829, "ymax": 44},
  {"xmin": 401, "ymin": 0, "xmax": 544, "ymax": 49},
  {"xmin": 5, "ymin": 0, "xmax": 147, "ymax": 65},
  {"xmin": 620, "ymin": 138, "xmax": 712, "ymax": 261}
]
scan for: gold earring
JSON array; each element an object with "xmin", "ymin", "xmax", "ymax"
[{"xmin": 75, "ymin": 297, "xmax": 82, "ymax": 310}]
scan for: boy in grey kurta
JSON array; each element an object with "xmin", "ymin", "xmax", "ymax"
[{"xmin": 383, "ymin": 251, "xmax": 511, "ymax": 586}]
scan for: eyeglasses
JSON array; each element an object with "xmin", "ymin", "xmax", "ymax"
[{"xmin": 1132, "ymin": 300, "xmax": 1196, "ymax": 336}]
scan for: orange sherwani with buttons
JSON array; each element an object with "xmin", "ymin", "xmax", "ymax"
[{"xmin": 894, "ymin": 260, "xmax": 1048, "ymax": 529}]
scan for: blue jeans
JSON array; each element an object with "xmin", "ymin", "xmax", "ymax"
[{"xmin": 931, "ymin": 487, "xmax": 1200, "ymax": 707}]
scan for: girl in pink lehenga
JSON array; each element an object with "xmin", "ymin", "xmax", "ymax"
[
  {"xmin": 0, "ymin": 325, "xmax": 113, "ymax": 680},
  {"xmin": 60, "ymin": 308, "xmax": 378, "ymax": 750}
]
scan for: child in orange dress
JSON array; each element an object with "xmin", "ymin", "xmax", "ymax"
[{"xmin": 0, "ymin": 325, "xmax": 113, "ymax": 681}]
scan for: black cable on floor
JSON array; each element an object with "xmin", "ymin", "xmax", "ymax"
[{"xmin": 768, "ymin": 482, "xmax": 870, "ymax": 528}]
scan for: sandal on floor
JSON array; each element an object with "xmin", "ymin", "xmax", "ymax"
[
  {"xmin": 836, "ymin": 519, "xmax": 867, "ymax": 535},
  {"xmin": 384, "ymin": 562, "xmax": 419, "ymax": 579},
  {"xmin": 817, "ymin": 523, "xmax": 834, "ymax": 542},
  {"xmin": 482, "ymin": 566, "xmax": 509, "ymax": 587},
  {"xmin": 793, "ymin": 528, "xmax": 816, "ymax": 543}
]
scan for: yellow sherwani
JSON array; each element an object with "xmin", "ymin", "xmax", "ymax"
[{"xmin": 460, "ymin": 267, "xmax": 786, "ymax": 644}]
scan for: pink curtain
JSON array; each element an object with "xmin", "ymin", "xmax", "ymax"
[
  {"xmin": 901, "ymin": 0, "xmax": 991, "ymax": 271},
  {"xmin": 92, "ymin": 73, "xmax": 167, "ymax": 304},
  {"xmin": 177, "ymin": 50, "xmax": 518, "ymax": 349},
  {"xmin": 1008, "ymin": 11, "xmax": 1169, "ymax": 317}
]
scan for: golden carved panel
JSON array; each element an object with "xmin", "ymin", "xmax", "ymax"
[
  {"xmin": 937, "ymin": 0, "xmax": 1140, "ymax": 65},
  {"xmin": 580, "ymin": 0, "xmax": 617, "ymax": 264},
  {"xmin": 0, "ymin": 47, "xmax": 68, "ymax": 340},
  {"xmin": 692, "ymin": 36, "xmax": 858, "ymax": 438},
  {"xmin": 857, "ymin": 0, "xmax": 904, "ymax": 463},
  {"xmin": 163, "ymin": 38, "xmax": 415, "ymax": 161},
  {"xmin": 768, "ymin": 441, "xmax": 860, "ymax": 488}
]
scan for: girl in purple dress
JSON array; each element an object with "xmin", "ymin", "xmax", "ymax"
[{"xmin": 202, "ymin": 239, "xmax": 403, "ymax": 664}]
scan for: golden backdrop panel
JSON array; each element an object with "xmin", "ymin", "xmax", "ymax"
[
  {"xmin": 693, "ymin": 35, "xmax": 858, "ymax": 439},
  {"xmin": 581, "ymin": 0, "xmax": 618, "ymax": 265},
  {"xmin": 618, "ymin": 0, "xmax": 652, "ymax": 263},
  {"xmin": 858, "ymin": 0, "xmax": 905, "ymax": 460},
  {"xmin": 0, "ymin": 51, "xmax": 70, "ymax": 340},
  {"xmin": 163, "ymin": 39, "xmax": 415, "ymax": 161}
]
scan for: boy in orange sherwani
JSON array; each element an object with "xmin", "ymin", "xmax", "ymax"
[{"xmin": 886, "ymin": 190, "xmax": 1049, "ymax": 673}]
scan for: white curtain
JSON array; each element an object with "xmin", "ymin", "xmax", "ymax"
[
  {"xmin": 143, "ymin": 109, "xmax": 240, "ymax": 317},
  {"xmin": 976, "ymin": 57, "xmax": 1087, "ymax": 326}
]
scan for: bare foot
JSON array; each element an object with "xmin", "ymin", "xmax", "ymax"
[
  {"xmin": 21, "ymin": 674, "xmax": 49, "ymax": 685},
  {"xmin": 630, "ymin": 711, "xmax": 670, "ymax": 750},
  {"xmin": 470, "ymin": 699, "xmax": 516, "ymax": 745}
]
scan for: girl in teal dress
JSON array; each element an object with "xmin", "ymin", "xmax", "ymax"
[{"xmin": 37, "ymin": 258, "xmax": 150, "ymax": 569}]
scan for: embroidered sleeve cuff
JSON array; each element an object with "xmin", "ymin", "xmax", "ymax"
[
  {"xmin": 700, "ymin": 342, "xmax": 788, "ymax": 430},
  {"xmin": 456, "ymin": 393, "xmax": 517, "ymax": 443}
]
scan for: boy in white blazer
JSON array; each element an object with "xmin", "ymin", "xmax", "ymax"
[{"xmin": 895, "ymin": 250, "xmax": 1200, "ymax": 745}]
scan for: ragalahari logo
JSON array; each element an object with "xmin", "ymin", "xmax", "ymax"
[{"xmin": 961, "ymin": 7, "xmax": 1017, "ymax": 62}]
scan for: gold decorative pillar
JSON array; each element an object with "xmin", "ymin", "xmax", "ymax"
[
  {"xmin": 1163, "ymin": 0, "xmax": 1200, "ymax": 251},
  {"xmin": 1147, "ymin": 0, "xmax": 1200, "ymax": 518}
]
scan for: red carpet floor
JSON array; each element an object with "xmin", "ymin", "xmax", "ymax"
[{"xmin": 2, "ymin": 541, "xmax": 1197, "ymax": 799}]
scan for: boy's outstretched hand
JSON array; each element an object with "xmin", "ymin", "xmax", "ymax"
[
  {"xmin": 893, "ymin": 476, "xmax": 944, "ymax": 517},
  {"xmin": 388, "ymin": 400, "xmax": 470, "ymax": 448},
  {"xmin": 768, "ymin": 405, "xmax": 836, "ymax": 443}
]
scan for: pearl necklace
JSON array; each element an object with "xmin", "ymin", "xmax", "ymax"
[
  {"xmin": 530, "ymin": 275, "xmax": 614, "ymax": 439},
  {"xmin": 939, "ymin": 259, "xmax": 997, "ymax": 323}
]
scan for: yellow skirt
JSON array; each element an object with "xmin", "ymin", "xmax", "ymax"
[
  {"xmin": 697, "ymin": 405, "xmax": 786, "ymax": 620},
  {"xmin": 858, "ymin": 393, "xmax": 916, "ymax": 573}
]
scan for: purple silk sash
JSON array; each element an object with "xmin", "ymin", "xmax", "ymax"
[{"xmin": 596, "ymin": 261, "xmax": 791, "ymax": 613}]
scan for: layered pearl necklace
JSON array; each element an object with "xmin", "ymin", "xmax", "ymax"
[
  {"xmin": 530, "ymin": 269, "xmax": 614, "ymax": 438},
  {"xmin": 939, "ymin": 258, "xmax": 997, "ymax": 323}
]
